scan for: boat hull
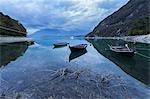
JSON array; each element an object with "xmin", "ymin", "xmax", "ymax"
[
  {"xmin": 54, "ymin": 44, "xmax": 68, "ymax": 47},
  {"xmin": 112, "ymin": 51, "xmax": 135, "ymax": 57},
  {"xmin": 53, "ymin": 42, "xmax": 69, "ymax": 48},
  {"xmin": 69, "ymin": 44, "xmax": 87, "ymax": 52},
  {"xmin": 69, "ymin": 47, "xmax": 86, "ymax": 51}
]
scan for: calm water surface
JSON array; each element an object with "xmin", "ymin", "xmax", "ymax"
[{"xmin": 0, "ymin": 36, "xmax": 150, "ymax": 99}]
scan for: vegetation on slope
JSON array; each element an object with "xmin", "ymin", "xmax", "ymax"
[
  {"xmin": 128, "ymin": 17, "xmax": 150, "ymax": 35},
  {"xmin": 0, "ymin": 12, "xmax": 27, "ymax": 36},
  {"xmin": 86, "ymin": 0, "xmax": 150, "ymax": 37}
]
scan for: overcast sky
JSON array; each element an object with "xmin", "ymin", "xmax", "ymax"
[{"xmin": 0, "ymin": 0, "xmax": 129, "ymax": 34}]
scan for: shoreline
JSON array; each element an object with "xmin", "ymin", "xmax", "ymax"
[
  {"xmin": 121, "ymin": 34, "xmax": 150, "ymax": 44},
  {"xmin": 85, "ymin": 34, "xmax": 150, "ymax": 44},
  {"xmin": 0, "ymin": 36, "xmax": 33, "ymax": 44},
  {"xmin": 1, "ymin": 34, "xmax": 150, "ymax": 44}
]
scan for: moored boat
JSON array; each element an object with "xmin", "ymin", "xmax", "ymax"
[
  {"xmin": 69, "ymin": 44, "xmax": 88, "ymax": 51},
  {"xmin": 53, "ymin": 42, "xmax": 69, "ymax": 48},
  {"xmin": 108, "ymin": 44, "xmax": 135, "ymax": 56}
]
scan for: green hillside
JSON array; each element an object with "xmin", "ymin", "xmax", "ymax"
[
  {"xmin": 0, "ymin": 12, "xmax": 27, "ymax": 36},
  {"xmin": 86, "ymin": 0, "xmax": 150, "ymax": 37}
]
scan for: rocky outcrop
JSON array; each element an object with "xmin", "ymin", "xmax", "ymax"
[
  {"xmin": 86, "ymin": 0, "xmax": 150, "ymax": 37},
  {"xmin": 0, "ymin": 12, "xmax": 27, "ymax": 36}
]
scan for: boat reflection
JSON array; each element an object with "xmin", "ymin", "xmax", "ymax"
[
  {"xmin": 87, "ymin": 39, "xmax": 150, "ymax": 85},
  {"xmin": 69, "ymin": 49, "xmax": 87, "ymax": 62},
  {"xmin": 0, "ymin": 41, "xmax": 32, "ymax": 67}
]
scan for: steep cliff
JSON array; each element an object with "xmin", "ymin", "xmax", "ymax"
[
  {"xmin": 0, "ymin": 12, "xmax": 27, "ymax": 36},
  {"xmin": 86, "ymin": 0, "xmax": 150, "ymax": 37}
]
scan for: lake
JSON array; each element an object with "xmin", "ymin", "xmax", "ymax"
[{"xmin": 0, "ymin": 36, "xmax": 150, "ymax": 99}]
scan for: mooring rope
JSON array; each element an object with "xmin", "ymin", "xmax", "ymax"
[{"xmin": 135, "ymin": 52, "xmax": 150, "ymax": 59}]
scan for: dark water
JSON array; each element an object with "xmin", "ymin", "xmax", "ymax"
[
  {"xmin": 0, "ymin": 36, "xmax": 150, "ymax": 99},
  {"xmin": 88, "ymin": 39, "xmax": 150, "ymax": 86},
  {"xmin": 0, "ymin": 42, "xmax": 29, "ymax": 66}
]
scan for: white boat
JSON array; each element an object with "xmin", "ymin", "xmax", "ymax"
[{"xmin": 108, "ymin": 44, "xmax": 135, "ymax": 57}]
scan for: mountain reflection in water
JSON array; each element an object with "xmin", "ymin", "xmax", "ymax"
[
  {"xmin": 88, "ymin": 39, "xmax": 150, "ymax": 85},
  {"xmin": 0, "ymin": 42, "xmax": 30, "ymax": 67},
  {"xmin": 0, "ymin": 37, "xmax": 149, "ymax": 99}
]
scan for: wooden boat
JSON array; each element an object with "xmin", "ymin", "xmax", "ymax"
[
  {"xmin": 53, "ymin": 42, "xmax": 69, "ymax": 48},
  {"xmin": 69, "ymin": 49, "xmax": 87, "ymax": 62},
  {"xmin": 69, "ymin": 44, "xmax": 88, "ymax": 51},
  {"xmin": 108, "ymin": 44, "xmax": 135, "ymax": 56}
]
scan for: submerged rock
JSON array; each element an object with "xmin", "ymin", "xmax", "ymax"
[{"xmin": 1, "ymin": 67, "xmax": 149, "ymax": 99}]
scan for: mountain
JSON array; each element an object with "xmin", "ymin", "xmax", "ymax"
[
  {"xmin": 29, "ymin": 28, "xmax": 63, "ymax": 38},
  {"xmin": 86, "ymin": 0, "xmax": 150, "ymax": 37},
  {"xmin": 0, "ymin": 12, "xmax": 27, "ymax": 36},
  {"xmin": 29, "ymin": 28, "xmax": 87, "ymax": 39}
]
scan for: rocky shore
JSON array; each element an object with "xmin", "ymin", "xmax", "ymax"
[{"xmin": 122, "ymin": 34, "xmax": 150, "ymax": 44}]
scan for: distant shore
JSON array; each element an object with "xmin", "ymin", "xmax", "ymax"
[
  {"xmin": 85, "ymin": 34, "xmax": 150, "ymax": 44},
  {"xmin": 0, "ymin": 36, "xmax": 33, "ymax": 44},
  {"xmin": 1, "ymin": 34, "xmax": 149, "ymax": 44},
  {"xmin": 121, "ymin": 34, "xmax": 150, "ymax": 44}
]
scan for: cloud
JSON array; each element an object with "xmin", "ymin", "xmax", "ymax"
[{"xmin": 0, "ymin": 0, "xmax": 129, "ymax": 34}]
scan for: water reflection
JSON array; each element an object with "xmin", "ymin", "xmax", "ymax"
[
  {"xmin": 88, "ymin": 39, "xmax": 150, "ymax": 85},
  {"xmin": 0, "ymin": 42, "xmax": 30, "ymax": 67},
  {"xmin": 69, "ymin": 49, "xmax": 87, "ymax": 62},
  {"xmin": 0, "ymin": 38, "xmax": 150, "ymax": 99}
]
